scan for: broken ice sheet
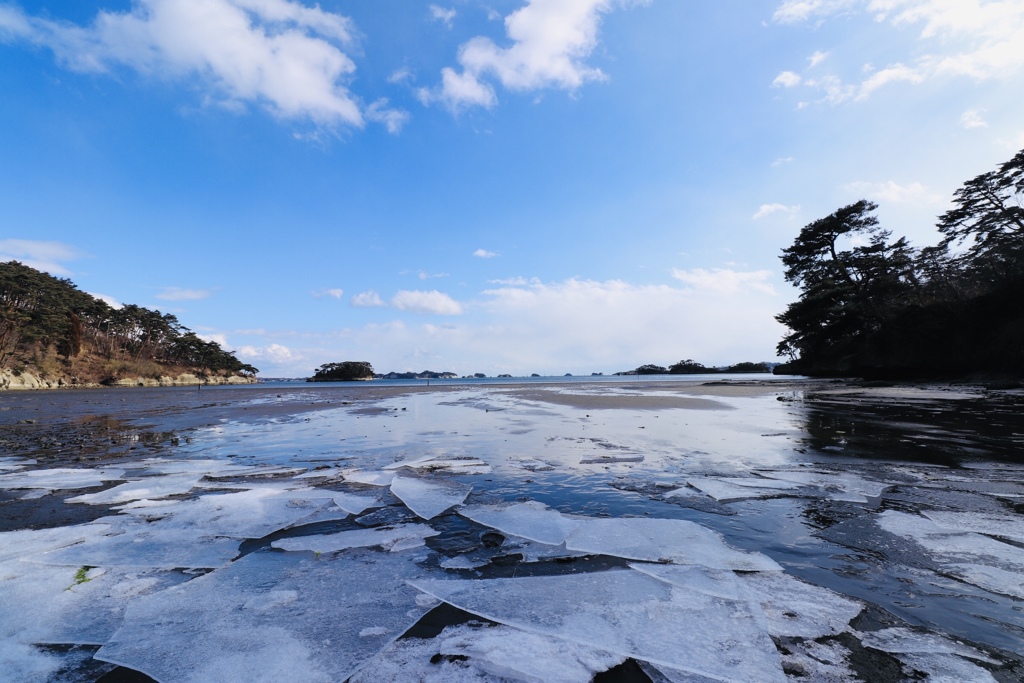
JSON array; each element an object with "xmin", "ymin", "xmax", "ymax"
[
  {"xmin": 631, "ymin": 563, "xmax": 861, "ymax": 638},
  {"xmin": 385, "ymin": 455, "xmax": 492, "ymax": 475},
  {"xmin": 411, "ymin": 569, "xmax": 785, "ymax": 683},
  {"xmin": 66, "ymin": 474, "xmax": 202, "ymax": 505},
  {"xmin": 345, "ymin": 470, "xmax": 396, "ymax": 486},
  {"xmin": 33, "ymin": 521, "xmax": 240, "ymax": 569},
  {"xmin": 566, "ymin": 517, "xmax": 781, "ymax": 572},
  {"xmin": 131, "ymin": 458, "xmax": 302, "ymax": 478},
  {"xmin": 0, "ymin": 559, "xmax": 189, "ymax": 645},
  {"xmin": 391, "ymin": 476, "xmax": 472, "ymax": 520},
  {"xmin": 860, "ymin": 628, "xmax": 998, "ymax": 682},
  {"xmin": 0, "ymin": 467, "xmax": 124, "ymax": 491},
  {"xmin": 580, "ymin": 453, "xmax": 644, "ymax": 464},
  {"xmin": 332, "ymin": 491, "xmax": 381, "ymax": 515},
  {"xmin": 686, "ymin": 477, "xmax": 803, "ymax": 503},
  {"xmin": 459, "ymin": 501, "xmax": 581, "ymax": 546},
  {"xmin": 96, "ymin": 548, "xmax": 433, "ymax": 683},
  {"xmin": 0, "ymin": 523, "xmax": 112, "ymax": 564},
  {"xmin": 272, "ymin": 524, "xmax": 440, "ymax": 553},
  {"xmin": 921, "ymin": 510, "xmax": 1024, "ymax": 543},
  {"xmin": 113, "ymin": 487, "xmax": 335, "ymax": 539},
  {"xmin": 756, "ymin": 469, "xmax": 889, "ymax": 503}
]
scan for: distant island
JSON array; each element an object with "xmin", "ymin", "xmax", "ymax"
[
  {"xmin": 615, "ymin": 360, "xmax": 775, "ymax": 375},
  {"xmin": 0, "ymin": 262, "xmax": 257, "ymax": 390},
  {"xmin": 773, "ymin": 146, "xmax": 1024, "ymax": 380}
]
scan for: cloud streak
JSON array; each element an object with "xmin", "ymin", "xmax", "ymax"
[{"xmin": 0, "ymin": 239, "xmax": 86, "ymax": 275}]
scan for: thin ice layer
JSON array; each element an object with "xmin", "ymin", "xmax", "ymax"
[
  {"xmin": 96, "ymin": 549, "xmax": 433, "ymax": 683},
  {"xmin": 67, "ymin": 474, "xmax": 202, "ymax": 505},
  {"xmin": 632, "ymin": 563, "xmax": 862, "ymax": 638},
  {"xmin": 0, "ymin": 559, "xmax": 189, "ymax": 645},
  {"xmin": 686, "ymin": 478, "xmax": 802, "ymax": 503},
  {"xmin": 385, "ymin": 456, "xmax": 491, "ymax": 474},
  {"xmin": 0, "ymin": 523, "xmax": 112, "ymax": 564},
  {"xmin": 410, "ymin": 569, "xmax": 786, "ymax": 683},
  {"xmin": 345, "ymin": 470, "xmax": 395, "ymax": 486},
  {"xmin": 114, "ymin": 487, "xmax": 335, "ymax": 538},
  {"xmin": 459, "ymin": 501, "xmax": 580, "ymax": 546},
  {"xmin": 566, "ymin": 517, "xmax": 781, "ymax": 571},
  {"xmin": 757, "ymin": 470, "xmax": 888, "ymax": 503},
  {"xmin": 132, "ymin": 458, "xmax": 302, "ymax": 478},
  {"xmin": 33, "ymin": 521, "xmax": 240, "ymax": 569},
  {"xmin": 436, "ymin": 623, "xmax": 625, "ymax": 683},
  {"xmin": 922, "ymin": 511, "xmax": 1024, "ymax": 543},
  {"xmin": 272, "ymin": 524, "xmax": 440, "ymax": 553},
  {"xmin": 390, "ymin": 476, "xmax": 472, "ymax": 520},
  {"xmin": 859, "ymin": 627, "xmax": 997, "ymax": 663},
  {"xmin": 0, "ymin": 467, "xmax": 124, "ymax": 491},
  {"xmin": 332, "ymin": 491, "xmax": 381, "ymax": 515}
]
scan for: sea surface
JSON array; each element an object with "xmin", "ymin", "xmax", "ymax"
[{"xmin": 1, "ymin": 378, "xmax": 1022, "ymax": 682}]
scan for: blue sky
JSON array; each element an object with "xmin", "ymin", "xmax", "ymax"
[{"xmin": 2, "ymin": 0, "xmax": 1022, "ymax": 376}]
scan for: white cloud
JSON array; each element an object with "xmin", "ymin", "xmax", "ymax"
[
  {"xmin": 197, "ymin": 332, "xmax": 229, "ymax": 347},
  {"xmin": 1, "ymin": 0, "xmax": 363, "ymax": 127},
  {"xmin": 774, "ymin": 0, "xmax": 1024, "ymax": 101},
  {"xmin": 473, "ymin": 248, "xmax": 499, "ymax": 258},
  {"xmin": 351, "ymin": 290, "xmax": 385, "ymax": 307},
  {"xmin": 365, "ymin": 98, "xmax": 410, "ymax": 134},
  {"xmin": 670, "ymin": 268, "xmax": 776, "ymax": 295},
  {"xmin": 0, "ymin": 238, "xmax": 86, "ymax": 275},
  {"xmin": 88, "ymin": 292, "xmax": 123, "ymax": 309},
  {"xmin": 845, "ymin": 179, "xmax": 944, "ymax": 205},
  {"xmin": 752, "ymin": 203, "xmax": 800, "ymax": 220},
  {"xmin": 391, "ymin": 290, "xmax": 464, "ymax": 315},
  {"xmin": 960, "ymin": 108, "xmax": 988, "ymax": 129},
  {"xmin": 488, "ymin": 276, "xmax": 540, "ymax": 286},
  {"xmin": 808, "ymin": 50, "xmax": 829, "ymax": 67},
  {"xmin": 418, "ymin": 270, "xmax": 449, "ymax": 280},
  {"xmin": 387, "ymin": 66, "xmax": 414, "ymax": 84},
  {"xmin": 425, "ymin": 0, "xmax": 642, "ymax": 111},
  {"xmin": 236, "ymin": 343, "xmax": 298, "ymax": 364},
  {"xmin": 772, "ymin": 70, "xmax": 802, "ymax": 88},
  {"xmin": 312, "ymin": 288, "xmax": 344, "ymax": 299},
  {"xmin": 429, "ymin": 5, "xmax": 457, "ymax": 28},
  {"xmin": 155, "ymin": 286, "xmax": 212, "ymax": 301},
  {"xmin": 771, "ymin": 156, "xmax": 795, "ymax": 167}
]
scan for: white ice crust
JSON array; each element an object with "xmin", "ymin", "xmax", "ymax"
[
  {"xmin": 390, "ymin": 476, "xmax": 472, "ymax": 520},
  {"xmin": 272, "ymin": 524, "xmax": 440, "ymax": 553}
]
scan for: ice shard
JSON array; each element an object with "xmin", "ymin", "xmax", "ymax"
[
  {"xmin": 410, "ymin": 569, "xmax": 786, "ymax": 683},
  {"xmin": 390, "ymin": 476, "xmax": 472, "ymax": 520},
  {"xmin": 459, "ymin": 501, "xmax": 580, "ymax": 546},
  {"xmin": 67, "ymin": 474, "xmax": 202, "ymax": 505},
  {"xmin": 96, "ymin": 549, "xmax": 433, "ymax": 683},
  {"xmin": 272, "ymin": 524, "xmax": 440, "ymax": 553}
]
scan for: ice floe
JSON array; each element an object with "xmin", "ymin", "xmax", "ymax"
[
  {"xmin": 390, "ymin": 476, "xmax": 472, "ymax": 520},
  {"xmin": 459, "ymin": 501, "xmax": 580, "ymax": 546},
  {"xmin": 756, "ymin": 469, "xmax": 889, "ymax": 503},
  {"xmin": 385, "ymin": 455, "xmax": 491, "ymax": 475},
  {"xmin": 112, "ymin": 487, "xmax": 336, "ymax": 539},
  {"xmin": 566, "ymin": 517, "xmax": 781, "ymax": 571},
  {"xmin": 877, "ymin": 510, "xmax": 1024, "ymax": 598},
  {"xmin": 860, "ymin": 628, "xmax": 998, "ymax": 682},
  {"xmin": 345, "ymin": 470, "xmax": 396, "ymax": 486},
  {"xmin": 95, "ymin": 549, "xmax": 433, "ymax": 683},
  {"xmin": 410, "ymin": 568, "xmax": 786, "ymax": 683},
  {"xmin": 0, "ymin": 559, "xmax": 189, "ymax": 645},
  {"xmin": 921, "ymin": 510, "xmax": 1024, "ymax": 543},
  {"xmin": 67, "ymin": 473, "xmax": 202, "ymax": 505},
  {"xmin": 0, "ymin": 467, "xmax": 124, "ymax": 492},
  {"xmin": 272, "ymin": 524, "xmax": 440, "ymax": 553},
  {"xmin": 0, "ymin": 523, "xmax": 112, "ymax": 564},
  {"xmin": 685, "ymin": 477, "xmax": 803, "ymax": 503}
]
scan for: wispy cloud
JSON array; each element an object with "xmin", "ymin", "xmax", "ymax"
[
  {"xmin": 771, "ymin": 156, "xmax": 795, "ymax": 167},
  {"xmin": 960, "ymin": 108, "xmax": 988, "ymax": 129},
  {"xmin": 845, "ymin": 180, "xmax": 944, "ymax": 205},
  {"xmin": 312, "ymin": 288, "xmax": 344, "ymax": 299},
  {"xmin": 0, "ymin": 238, "xmax": 86, "ymax": 275},
  {"xmin": 772, "ymin": 71, "xmax": 802, "ymax": 88},
  {"xmin": 391, "ymin": 290, "xmax": 463, "ymax": 315},
  {"xmin": 473, "ymin": 248, "xmax": 499, "ymax": 258},
  {"xmin": 428, "ymin": 4, "xmax": 457, "ymax": 28},
  {"xmin": 236, "ymin": 343, "xmax": 299, "ymax": 364},
  {"xmin": 752, "ymin": 203, "xmax": 800, "ymax": 220},
  {"xmin": 418, "ymin": 270, "xmax": 449, "ymax": 280},
  {"xmin": 351, "ymin": 290, "xmax": 386, "ymax": 307},
  {"xmin": 671, "ymin": 268, "xmax": 776, "ymax": 295},
  {"xmin": 155, "ymin": 286, "xmax": 212, "ymax": 301},
  {"xmin": 0, "ymin": 0, "xmax": 368, "ymax": 128}
]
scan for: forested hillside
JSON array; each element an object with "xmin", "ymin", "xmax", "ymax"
[
  {"xmin": 776, "ymin": 148, "xmax": 1024, "ymax": 378},
  {"xmin": 0, "ymin": 262, "xmax": 256, "ymax": 385}
]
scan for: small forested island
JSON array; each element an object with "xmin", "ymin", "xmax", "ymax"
[
  {"xmin": 615, "ymin": 360, "xmax": 774, "ymax": 375},
  {"xmin": 774, "ymin": 147, "xmax": 1024, "ymax": 379},
  {"xmin": 308, "ymin": 361, "xmax": 375, "ymax": 381},
  {"xmin": 0, "ymin": 262, "xmax": 257, "ymax": 389}
]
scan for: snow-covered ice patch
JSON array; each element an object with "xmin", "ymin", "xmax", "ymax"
[
  {"xmin": 67, "ymin": 474, "xmax": 202, "ymax": 505},
  {"xmin": 921, "ymin": 511, "xmax": 1024, "ymax": 543},
  {"xmin": 0, "ymin": 467, "xmax": 124, "ymax": 492}
]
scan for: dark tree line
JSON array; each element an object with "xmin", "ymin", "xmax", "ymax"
[
  {"xmin": 777, "ymin": 148, "xmax": 1024, "ymax": 377},
  {"xmin": 0, "ymin": 262, "xmax": 257, "ymax": 376},
  {"xmin": 309, "ymin": 361, "xmax": 374, "ymax": 381}
]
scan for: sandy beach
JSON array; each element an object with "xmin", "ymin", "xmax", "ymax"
[{"xmin": 2, "ymin": 378, "xmax": 1023, "ymax": 682}]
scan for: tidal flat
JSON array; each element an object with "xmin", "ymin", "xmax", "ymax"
[{"xmin": 1, "ymin": 379, "xmax": 1023, "ymax": 682}]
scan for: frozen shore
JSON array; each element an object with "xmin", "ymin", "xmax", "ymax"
[{"xmin": 1, "ymin": 380, "xmax": 1022, "ymax": 682}]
